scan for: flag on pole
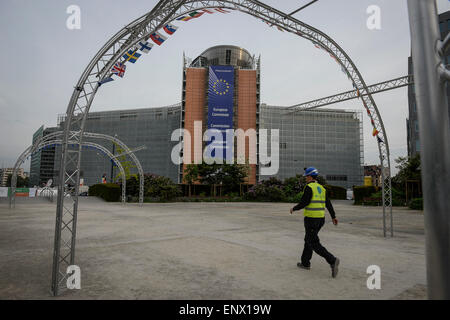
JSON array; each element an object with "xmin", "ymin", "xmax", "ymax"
[
  {"xmin": 111, "ymin": 62, "xmax": 126, "ymax": 78},
  {"xmin": 377, "ymin": 136, "xmax": 384, "ymax": 144},
  {"xmin": 98, "ymin": 77, "xmax": 114, "ymax": 86},
  {"xmin": 276, "ymin": 26, "xmax": 284, "ymax": 32},
  {"xmin": 122, "ymin": 49, "xmax": 142, "ymax": 63},
  {"xmin": 372, "ymin": 128, "xmax": 379, "ymax": 136},
  {"xmin": 163, "ymin": 24, "xmax": 178, "ymax": 35},
  {"xmin": 215, "ymin": 8, "xmax": 230, "ymax": 13},
  {"xmin": 176, "ymin": 15, "xmax": 194, "ymax": 21},
  {"xmin": 189, "ymin": 11, "xmax": 204, "ymax": 18},
  {"xmin": 150, "ymin": 31, "xmax": 167, "ymax": 45},
  {"xmin": 137, "ymin": 41, "xmax": 153, "ymax": 53},
  {"xmin": 202, "ymin": 9, "xmax": 215, "ymax": 14}
]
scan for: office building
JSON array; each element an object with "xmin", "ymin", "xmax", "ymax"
[
  {"xmin": 407, "ymin": 10, "xmax": 450, "ymax": 157},
  {"xmin": 260, "ymin": 105, "xmax": 364, "ymax": 188},
  {"xmin": 30, "ymin": 126, "xmax": 58, "ymax": 187},
  {"xmin": 38, "ymin": 46, "xmax": 363, "ymax": 189},
  {"xmin": 1, "ymin": 168, "xmax": 25, "ymax": 187}
]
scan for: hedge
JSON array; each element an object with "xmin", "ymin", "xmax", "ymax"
[
  {"xmin": 88, "ymin": 183, "xmax": 121, "ymax": 202},
  {"xmin": 353, "ymin": 186, "xmax": 379, "ymax": 205},
  {"xmin": 409, "ymin": 198, "xmax": 423, "ymax": 210},
  {"xmin": 324, "ymin": 185, "xmax": 347, "ymax": 200}
]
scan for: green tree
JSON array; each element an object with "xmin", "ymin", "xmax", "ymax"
[
  {"xmin": 220, "ymin": 163, "xmax": 249, "ymax": 192},
  {"xmin": 393, "ymin": 154, "xmax": 421, "ymax": 185},
  {"xmin": 113, "ymin": 142, "xmax": 136, "ymax": 183},
  {"xmin": 144, "ymin": 174, "xmax": 181, "ymax": 201},
  {"xmin": 183, "ymin": 164, "xmax": 199, "ymax": 197},
  {"xmin": 6, "ymin": 174, "xmax": 29, "ymax": 188},
  {"xmin": 196, "ymin": 161, "xmax": 249, "ymax": 197}
]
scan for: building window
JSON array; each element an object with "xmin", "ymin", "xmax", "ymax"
[
  {"xmin": 416, "ymin": 140, "xmax": 420, "ymax": 152},
  {"xmin": 280, "ymin": 142, "xmax": 287, "ymax": 149},
  {"xmin": 326, "ymin": 175, "xmax": 348, "ymax": 182},
  {"xmin": 225, "ymin": 50, "xmax": 231, "ymax": 65},
  {"xmin": 120, "ymin": 113, "xmax": 137, "ymax": 119},
  {"xmin": 415, "ymin": 120, "xmax": 419, "ymax": 133},
  {"xmin": 447, "ymin": 19, "xmax": 450, "ymax": 31},
  {"xmin": 440, "ymin": 22, "xmax": 445, "ymax": 33}
]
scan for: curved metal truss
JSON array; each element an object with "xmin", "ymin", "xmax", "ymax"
[
  {"xmin": 9, "ymin": 140, "xmax": 127, "ymax": 207},
  {"xmin": 9, "ymin": 131, "xmax": 144, "ymax": 208},
  {"xmin": 286, "ymin": 75, "xmax": 414, "ymax": 112},
  {"xmin": 52, "ymin": 0, "xmax": 393, "ymax": 295}
]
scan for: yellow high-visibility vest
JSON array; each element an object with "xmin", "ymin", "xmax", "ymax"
[{"xmin": 304, "ymin": 182, "xmax": 326, "ymax": 218}]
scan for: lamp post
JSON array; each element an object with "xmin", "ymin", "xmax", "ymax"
[
  {"xmin": 408, "ymin": 0, "xmax": 450, "ymax": 299},
  {"xmin": 110, "ymin": 134, "xmax": 117, "ymax": 183}
]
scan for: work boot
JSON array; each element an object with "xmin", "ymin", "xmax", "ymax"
[
  {"xmin": 297, "ymin": 262, "xmax": 311, "ymax": 270},
  {"xmin": 331, "ymin": 258, "xmax": 340, "ymax": 278}
]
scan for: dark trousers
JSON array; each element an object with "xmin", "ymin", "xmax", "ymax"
[{"xmin": 301, "ymin": 217, "xmax": 336, "ymax": 267}]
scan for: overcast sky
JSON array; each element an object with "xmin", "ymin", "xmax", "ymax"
[{"xmin": 1, "ymin": 0, "xmax": 450, "ymax": 174}]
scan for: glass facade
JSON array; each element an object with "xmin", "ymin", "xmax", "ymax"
[
  {"xmin": 259, "ymin": 105, "xmax": 364, "ymax": 188},
  {"xmin": 408, "ymin": 10, "xmax": 450, "ymax": 157},
  {"xmin": 49, "ymin": 103, "xmax": 363, "ymax": 188},
  {"xmin": 190, "ymin": 45, "xmax": 255, "ymax": 69},
  {"xmin": 54, "ymin": 105, "xmax": 181, "ymax": 186},
  {"xmin": 30, "ymin": 126, "xmax": 44, "ymax": 187}
]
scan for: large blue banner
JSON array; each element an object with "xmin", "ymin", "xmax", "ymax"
[{"xmin": 207, "ymin": 65, "xmax": 234, "ymax": 161}]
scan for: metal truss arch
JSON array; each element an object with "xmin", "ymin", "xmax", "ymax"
[
  {"xmin": 53, "ymin": 0, "xmax": 393, "ymax": 295},
  {"xmin": 9, "ymin": 140, "xmax": 127, "ymax": 207},
  {"xmin": 43, "ymin": 131, "xmax": 144, "ymax": 203},
  {"xmin": 9, "ymin": 131, "xmax": 144, "ymax": 208}
]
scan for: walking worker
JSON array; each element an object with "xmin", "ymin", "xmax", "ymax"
[{"xmin": 290, "ymin": 167, "xmax": 340, "ymax": 278}]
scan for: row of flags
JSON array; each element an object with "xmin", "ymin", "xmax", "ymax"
[
  {"xmin": 312, "ymin": 41, "xmax": 384, "ymax": 144},
  {"xmin": 176, "ymin": 7, "xmax": 232, "ymax": 21},
  {"xmin": 261, "ymin": 19, "xmax": 285, "ymax": 32},
  {"xmin": 99, "ymin": 23, "xmax": 179, "ymax": 84},
  {"xmin": 99, "ymin": 8, "xmax": 233, "ymax": 86}
]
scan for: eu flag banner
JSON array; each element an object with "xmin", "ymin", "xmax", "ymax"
[{"xmin": 207, "ymin": 65, "xmax": 234, "ymax": 162}]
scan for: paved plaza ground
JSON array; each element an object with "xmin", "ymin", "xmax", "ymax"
[{"xmin": 0, "ymin": 197, "xmax": 426, "ymax": 299}]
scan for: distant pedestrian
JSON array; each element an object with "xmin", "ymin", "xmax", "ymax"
[{"xmin": 290, "ymin": 167, "xmax": 340, "ymax": 278}]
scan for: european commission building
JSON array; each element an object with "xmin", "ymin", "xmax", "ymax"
[{"xmin": 32, "ymin": 46, "xmax": 363, "ymax": 189}]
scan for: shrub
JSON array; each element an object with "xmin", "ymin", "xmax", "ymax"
[
  {"xmin": 324, "ymin": 185, "xmax": 347, "ymax": 200},
  {"xmin": 409, "ymin": 198, "xmax": 423, "ymax": 210},
  {"xmin": 88, "ymin": 183, "xmax": 121, "ymax": 202},
  {"xmin": 368, "ymin": 188, "xmax": 406, "ymax": 207},
  {"xmin": 288, "ymin": 192, "xmax": 304, "ymax": 203},
  {"xmin": 283, "ymin": 175, "xmax": 303, "ymax": 198},
  {"xmin": 353, "ymin": 186, "xmax": 379, "ymax": 205},
  {"xmin": 144, "ymin": 174, "xmax": 181, "ymax": 201},
  {"xmin": 244, "ymin": 178, "xmax": 286, "ymax": 202}
]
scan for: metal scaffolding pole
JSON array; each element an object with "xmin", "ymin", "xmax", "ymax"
[
  {"xmin": 407, "ymin": 0, "xmax": 450, "ymax": 299},
  {"xmin": 286, "ymin": 75, "xmax": 414, "ymax": 112}
]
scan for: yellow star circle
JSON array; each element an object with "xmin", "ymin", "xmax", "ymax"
[{"xmin": 213, "ymin": 79, "xmax": 230, "ymax": 95}]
